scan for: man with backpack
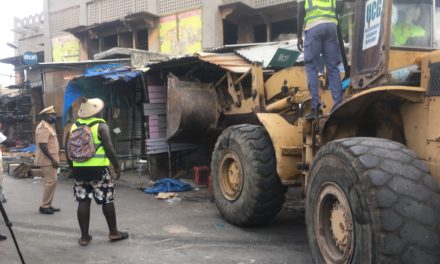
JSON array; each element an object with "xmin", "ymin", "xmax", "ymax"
[
  {"xmin": 66, "ymin": 97, "xmax": 128, "ymax": 247},
  {"xmin": 35, "ymin": 106, "xmax": 61, "ymax": 215}
]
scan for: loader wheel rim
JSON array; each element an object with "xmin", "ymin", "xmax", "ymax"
[
  {"xmin": 219, "ymin": 151, "xmax": 244, "ymax": 201},
  {"xmin": 314, "ymin": 182, "xmax": 354, "ymax": 263}
]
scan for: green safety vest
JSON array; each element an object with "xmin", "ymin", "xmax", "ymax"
[
  {"xmin": 71, "ymin": 117, "xmax": 110, "ymax": 167},
  {"xmin": 392, "ymin": 23, "xmax": 426, "ymax": 46},
  {"xmin": 304, "ymin": 0, "xmax": 337, "ymax": 25}
]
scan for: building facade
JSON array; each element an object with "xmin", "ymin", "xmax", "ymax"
[{"xmin": 43, "ymin": 0, "xmax": 298, "ymax": 61}]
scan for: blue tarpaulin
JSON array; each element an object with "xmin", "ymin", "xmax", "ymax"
[
  {"xmin": 62, "ymin": 63, "xmax": 142, "ymax": 126},
  {"xmin": 144, "ymin": 178, "xmax": 192, "ymax": 194},
  {"xmin": 10, "ymin": 144, "xmax": 36, "ymax": 153}
]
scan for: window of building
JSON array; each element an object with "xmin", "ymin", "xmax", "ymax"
[
  {"xmin": 88, "ymin": 38, "xmax": 100, "ymax": 59},
  {"xmin": 270, "ymin": 19, "xmax": 295, "ymax": 41},
  {"xmin": 119, "ymin": 32, "xmax": 133, "ymax": 48},
  {"xmin": 254, "ymin": 24, "xmax": 267, "ymax": 42},
  {"xmin": 102, "ymin": 34, "xmax": 118, "ymax": 51},
  {"xmin": 136, "ymin": 29, "xmax": 149, "ymax": 50},
  {"xmin": 223, "ymin": 20, "xmax": 238, "ymax": 45}
]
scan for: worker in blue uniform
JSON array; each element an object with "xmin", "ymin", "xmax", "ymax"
[{"xmin": 297, "ymin": 0, "xmax": 344, "ymax": 119}]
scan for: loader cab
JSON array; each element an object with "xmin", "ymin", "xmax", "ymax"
[
  {"xmin": 349, "ymin": 0, "xmax": 440, "ymax": 89},
  {"xmin": 390, "ymin": 0, "xmax": 440, "ymax": 48}
]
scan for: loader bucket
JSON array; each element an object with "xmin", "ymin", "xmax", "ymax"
[{"xmin": 166, "ymin": 75, "xmax": 220, "ymax": 141}]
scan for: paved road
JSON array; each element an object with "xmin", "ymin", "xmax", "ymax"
[{"xmin": 0, "ymin": 173, "xmax": 312, "ymax": 264}]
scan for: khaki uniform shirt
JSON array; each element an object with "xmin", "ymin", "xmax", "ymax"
[{"xmin": 35, "ymin": 120, "xmax": 60, "ymax": 166}]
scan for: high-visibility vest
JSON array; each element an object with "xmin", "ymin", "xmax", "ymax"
[
  {"xmin": 304, "ymin": 0, "xmax": 338, "ymax": 25},
  {"xmin": 392, "ymin": 23, "xmax": 426, "ymax": 46},
  {"xmin": 71, "ymin": 117, "xmax": 110, "ymax": 167}
]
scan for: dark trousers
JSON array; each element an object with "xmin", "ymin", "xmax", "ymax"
[{"xmin": 304, "ymin": 22, "xmax": 343, "ymax": 110}]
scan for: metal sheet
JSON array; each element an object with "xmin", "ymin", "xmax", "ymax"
[
  {"xmin": 198, "ymin": 52, "xmax": 251, "ymax": 73},
  {"xmin": 235, "ymin": 40, "xmax": 304, "ymax": 68}
]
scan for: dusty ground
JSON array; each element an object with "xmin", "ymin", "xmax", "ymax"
[{"xmin": 0, "ymin": 172, "xmax": 312, "ymax": 264}]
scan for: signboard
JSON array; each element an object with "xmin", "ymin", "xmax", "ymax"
[
  {"xmin": 268, "ymin": 48, "xmax": 300, "ymax": 68},
  {"xmin": 362, "ymin": 0, "xmax": 383, "ymax": 50},
  {"xmin": 159, "ymin": 15, "xmax": 178, "ymax": 55},
  {"xmin": 178, "ymin": 10, "xmax": 202, "ymax": 55},
  {"xmin": 22, "ymin": 51, "xmax": 38, "ymax": 65},
  {"xmin": 160, "ymin": 9, "xmax": 202, "ymax": 56},
  {"xmin": 52, "ymin": 35, "xmax": 80, "ymax": 62}
]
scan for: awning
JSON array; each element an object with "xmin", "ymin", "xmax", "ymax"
[{"xmin": 62, "ymin": 63, "xmax": 142, "ymax": 125}]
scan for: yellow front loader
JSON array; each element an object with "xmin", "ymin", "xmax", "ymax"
[{"xmin": 147, "ymin": 0, "xmax": 440, "ymax": 263}]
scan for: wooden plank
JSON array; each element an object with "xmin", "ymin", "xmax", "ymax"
[
  {"xmin": 149, "ymin": 132, "xmax": 160, "ymax": 138},
  {"xmin": 150, "ymin": 98, "xmax": 166, "ymax": 103},
  {"xmin": 148, "ymin": 86, "xmax": 165, "ymax": 93},
  {"xmin": 144, "ymin": 108, "xmax": 166, "ymax": 115},
  {"xmin": 148, "ymin": 92, "xmax": 166, "ymax": 99},
  {"xmin": 149, "ymin": 119, "xmax": 159, "ymax": 126},
  {"xmin": 149, "ymin": 126, "xmax": 160, "ymax": 133},
  {"xmin": 144, "ymin": 103, "xmax": 166, "ymax": 110},
  {"xmin": 146, "ymin": 138, "xmax": 167, "ymax": 143}
]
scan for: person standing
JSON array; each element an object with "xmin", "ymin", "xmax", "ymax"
[
  {"xmin": 35, "ymin": 106, "xmax": 61, "ymax": 214},
  {"xmin": 297, "ymin": 0, "xmax": 344, "ymax": 119},
  {"xmin": 0, "ymin": 132, "xmax": 7, "ymax": 203},
  {"xmin": 66, "ymin": 97, "xmax": 128, "ymax": 247}
]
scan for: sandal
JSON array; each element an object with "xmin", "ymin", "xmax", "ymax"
[
  {"xmin": 78, "ymin": 235, "xmax": 92, "ymax": 247},
  {"xmin": 109, "ymin": 231, "xmax": 129, "ymax": 242}
]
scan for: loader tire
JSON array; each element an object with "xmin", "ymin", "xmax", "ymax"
[
  {"xmin": 211, "ymin": 124, "xmax": 287, "ymax": 226},
  {"xmin": 306, "ymin": 137, "xmax": 440, "ymax": 264}
]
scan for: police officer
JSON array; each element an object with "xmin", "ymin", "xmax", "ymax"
[
  {"xmin": 297, "ymin": 0, "xmax": 344, "ymax": 119},
  {"xmin": 35, "ymin": 106, "xmax": 61, "ymax": 214}
]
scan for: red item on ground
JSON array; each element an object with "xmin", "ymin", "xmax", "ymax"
[{"xmin": 193, "ymin": 166, "xmax": 210, "ymax": 186}]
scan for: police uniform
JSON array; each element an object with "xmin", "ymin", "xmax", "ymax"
[
  {"xmin": 35, "ymin": 106, "xmax": 60, "ymax": 212},
  {"xmin": 299, "ymin": 0, "xmax": 343, "ymax": 111}
]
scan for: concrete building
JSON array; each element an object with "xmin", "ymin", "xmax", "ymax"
[
  {"xmin": 0, "ymin": 14, "xmax": 45, "ymax": 144},
  {"xmin": 43, "ymin": 0, "xmax": 298, "ymax": 61},
  {"xmin": 0, "ymin": 0, "xmax": 299, "ymax": 171}
]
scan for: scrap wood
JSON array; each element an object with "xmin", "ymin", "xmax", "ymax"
[
  {"xmin": 14, "ymin": 163, "xmax": 32, "ymax": 178},
  {"xmin": 155, "ymin": 192, "xmax": 178, "ymax": 200}
]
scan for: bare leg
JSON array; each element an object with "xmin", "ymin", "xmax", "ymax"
[
  {"xmin": 102, "ymin": 202, "xmax": 128, "ymax": 241},
  {"xmin": 102, "ymin": 202, "xmax": 118, "ymax": 236},
  {"xmin": 77, "ymin": 199, "xmax": 92, "ymax": 240}
]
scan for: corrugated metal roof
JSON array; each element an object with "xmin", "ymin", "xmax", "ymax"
[
  {"xmin": 235, "ymin": 39, "xmax": 304, "ymax": 68},
  {"xmin": 39, "ymin": 58, "xmax": 130, "ymax": 67},
  {"xmin": 198, "ymin": 52, "xmax": 251, "ymax": 73},
  {"xmin": 204, "ymin": 42, "xmax": 275, "ymax": 53}
]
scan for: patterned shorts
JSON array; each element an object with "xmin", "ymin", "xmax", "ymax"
[{"xmin": 73, "ymin": 168, "xmax": 115, "ymax": 205}]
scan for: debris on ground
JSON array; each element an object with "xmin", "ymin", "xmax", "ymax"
[
  {"xmin": 144, "ymin": 178, "xmax": 192, "ymax": 194},
  {"xmin": 13, "ymin": 163, "xmax": 32, "ymax": 178},
  {"xmin": 155, "ymin": 192, "xmax": 178, "ymax": 200}
]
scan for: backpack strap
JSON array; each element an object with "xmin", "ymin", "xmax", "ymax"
[
  {"xmin": 75, "ymin": 120, "xmax": 104, "ymax": 127},
  {"xmin": 88, "ymin": 121, "xmax": 105, "ymax": 151},
  {"xmin": 88, "ymin": 120, "xmax": 105, "ymax": 127}
]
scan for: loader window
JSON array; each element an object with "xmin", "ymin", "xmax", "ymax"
[{"xmin": 391, "ymin": 0, "xmax": 433, "ymax": 48}]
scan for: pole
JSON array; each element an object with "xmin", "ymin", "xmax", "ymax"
[{"xmin": 0, "ymin": 202, "xmax": 26, "ymax": 264}]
